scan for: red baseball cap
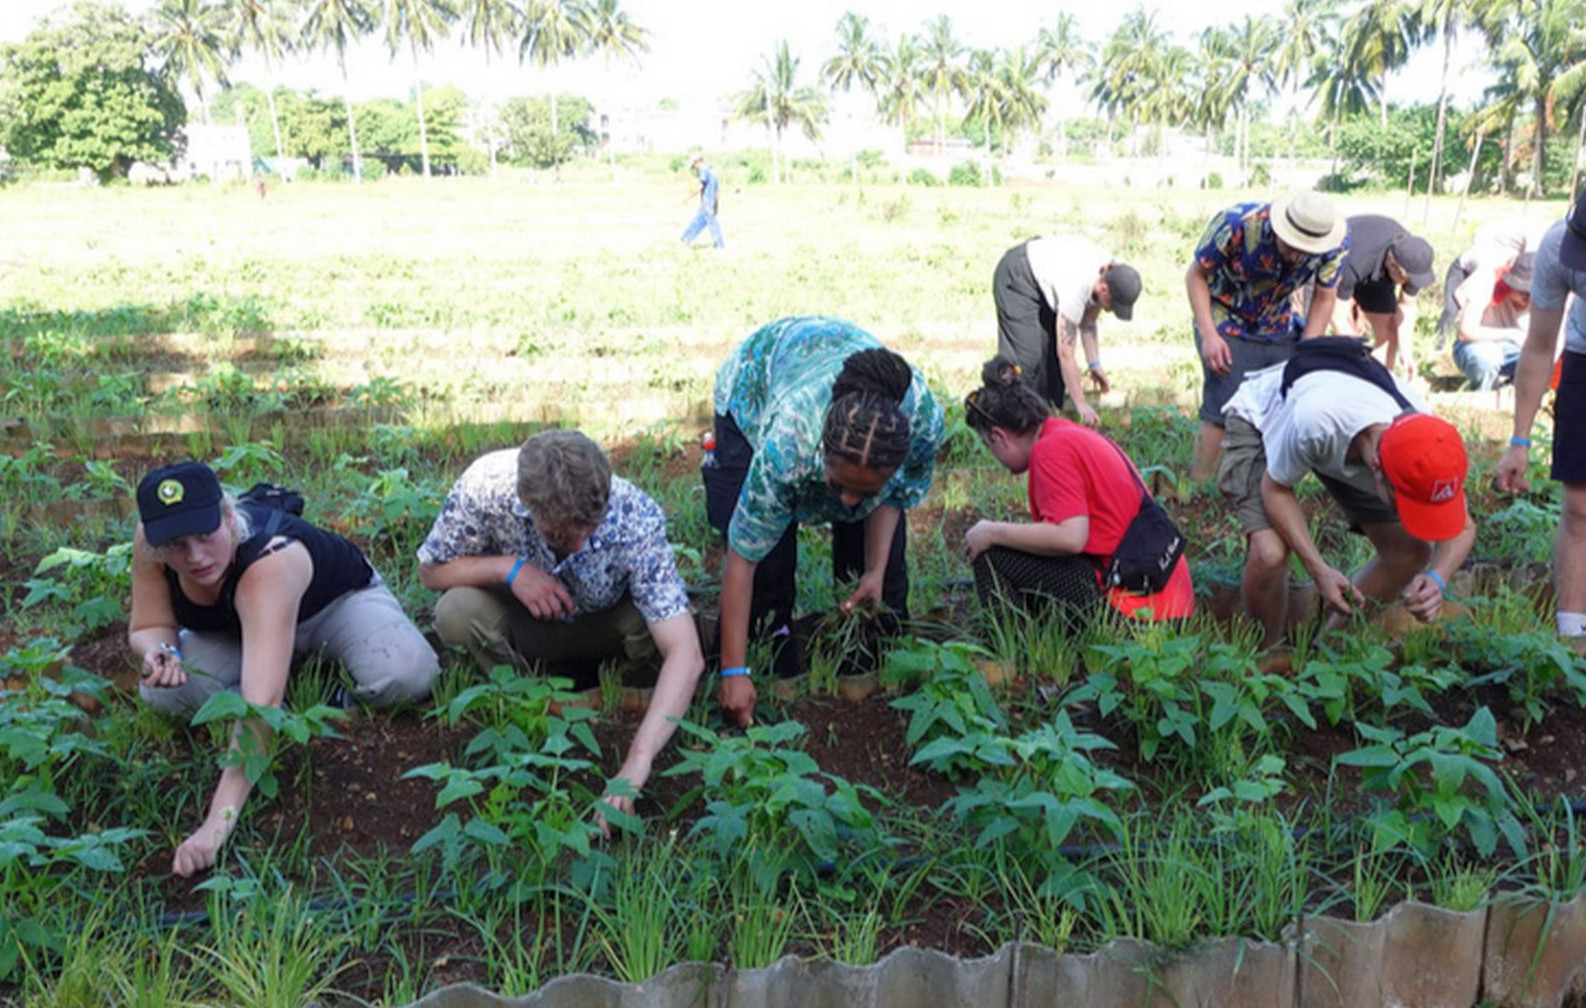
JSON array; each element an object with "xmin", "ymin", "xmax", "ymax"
[{"xmin": 1377, "ymin": 414, "xmax": 1468, "ymax": 542}]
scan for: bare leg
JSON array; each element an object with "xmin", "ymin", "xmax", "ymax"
[
  {"xmin": 1244, "ymin": 529, "xmax": 1292, "ymax": 649},
  {"xmin": 1355, "ymin": 521, "xmax": 1432, "ymax": 604},
  {"xmin": 1192, "ymin": 421, "xmax": 1225, "ymax": 481},
  {"xmin": 1556, "ymin": 483, "xmax": 1586, "ymax": 618}
]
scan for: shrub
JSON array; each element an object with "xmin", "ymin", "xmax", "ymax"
[
  {"xmin": 906, "ymin": 167, "xmax": 938, "ymax": 187},
  {"xmin": 947, "ymin": 160, "xmax": 983, "ymax": 186}
]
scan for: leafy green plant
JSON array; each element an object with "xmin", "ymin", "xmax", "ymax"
[
  {"xmin": 886, "ymin": 640, "xmax": 1006, "ymax": 775},
  {"xmin": 1336, "ymin": 707, "xmax": 1525, "ymax": 859},
  {"xmin": 21, "ymin": 543, "xmax": 132, "ymax": 632},
  {"xmin": 190, "ymin": 691, "xmax": 346, "ymax": 801},
  {"xmin": 665, "ymin": 720, "xmax": 886, "ymax": 887}
]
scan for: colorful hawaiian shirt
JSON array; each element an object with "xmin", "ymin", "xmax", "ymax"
[
  {"xmin": 712, "ymin": 316, "xmax": 945, "ymax": 563},
  {"xmin": 1195, "ymin": 202, "xmax": 1348, "ymax": 341},
  {"xmin": 417, "ymin": 449, "xmax": 690, "ymax": 623}
]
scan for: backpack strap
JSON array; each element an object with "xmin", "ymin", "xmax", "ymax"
[{"xmin": 1279, "ymin": 336, "xmax": 1415, "ymax": 412}]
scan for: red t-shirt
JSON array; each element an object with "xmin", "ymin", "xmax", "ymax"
[{"xmin": 1027, "ymin": 418, "xmax": 1195, "ymax": 620}]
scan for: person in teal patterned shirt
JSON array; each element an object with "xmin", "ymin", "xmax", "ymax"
[{"xmin": 702, "ymin": 316, "xmax": 944, "ymax": 725}]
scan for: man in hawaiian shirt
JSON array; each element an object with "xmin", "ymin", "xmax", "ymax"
[
  {"xmin": 418, "ymin": 429, "xmax": 703, "ymax": 825},
  {"xmin": 1185, "ymin": 191, "xmax": 1349, "ymax": 479}
]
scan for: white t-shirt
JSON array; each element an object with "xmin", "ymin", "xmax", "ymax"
[
  {"xmin": 1023, "ymin": 236, "xmax": 1112, "ymax": 327},
  {"xmin": 1223, "ymin": 363, "xmax": 1428, "ymax": 487},
  {"xmin": 1530, "ymin": 220, "xmax": 1586, "ymax": 355}
]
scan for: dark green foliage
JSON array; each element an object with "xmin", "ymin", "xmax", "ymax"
[
  {"xmin": 0, "ymin": 1, "xmax": 184, "ymax": 182},
  {"xmin": 497, "ymin": 94, "xmax": 597, "ymax": 169}
]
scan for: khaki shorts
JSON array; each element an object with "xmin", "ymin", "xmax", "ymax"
[{"xmin": 1218, "ymin": 416, "xmax": 1397, "ymax": 535}]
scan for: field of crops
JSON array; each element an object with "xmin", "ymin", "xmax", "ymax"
[{"xmin": 2, "ymin": 162, "xmax": 1581, "ymax": 1006}]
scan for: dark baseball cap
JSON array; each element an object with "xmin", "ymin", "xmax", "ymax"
[
  {"xmin": 137, "ymin": 461, "xmax": 223, "ymax": 547},
  {"xmin": 1104, "ymin": 263, "xmax": 1142, "ymax": 320},
  {"xmin": 1389, "ymin": 234, "xmax": 1436, "ymax": 291},
  {"xmin": 1563, "ymin": 185, "xmax": 1586, "ymax": 271}
]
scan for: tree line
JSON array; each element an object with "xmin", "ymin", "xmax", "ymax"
[{"xmin": 2, "ymin": 0, "xmax": 1584, "ymax": 194}]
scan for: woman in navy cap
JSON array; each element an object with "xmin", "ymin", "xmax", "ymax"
[{"xmin": 128, "ymin": 460, "xmax": 439, "ymax": 876}]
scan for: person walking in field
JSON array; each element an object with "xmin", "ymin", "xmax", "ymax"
[
  {"xmin": 417, "ymin": 430, "xmax": 704, "ymax": 828},
  {"xmin": 1218, "ymin": 337, "xmax": 1475, "ymax": 649},
  {"xmin": 1327, "ymin": 215, "xmax": 1436, "ymax": 376},
  {"xmin": 681, "ymin": 155, "xmax": 724, "ymax": 249},
  {"xmin": 703, "ymin": 316, "xmax": 944, "ymax": 726},
  {"xmin": 1186, "ymin": 191, "xmax": 1349, "ymax": 479},
  {"xmin": 1496, "ymin": 188, "xmax": 1586, "ymax": 648},
  {"xmin": 961, "ymin": 357, "xmax": 1194, "ymax": 627},
  {"xmin": 990, "ymin": 235, "xmax": 1141, "ymax": 426},
  {"xmin": 129, "ymin": 461, "xmax": 439, "ymax": 876},
  {"xmin": 1452, "ymin": 251, "xmax": 1534, "ymax": 390}
]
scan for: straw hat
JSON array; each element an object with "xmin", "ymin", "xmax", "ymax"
[{"xmin": 1269, "ymin": 191, "xmax": 1347, "ymax": 255}]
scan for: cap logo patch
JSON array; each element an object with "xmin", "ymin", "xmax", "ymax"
[
  {"xmin": 157, "ymin": 478, "xmax": 185, "ymax": 506},
  {"xmin": 1430, "ymin": 479, "xmax": 1458, "ymax": 503}
]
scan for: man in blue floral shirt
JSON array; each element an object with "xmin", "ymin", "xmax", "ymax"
[
  {"xmin": 1185, "ymin": 191, "xmax": 1349, "ymax": 478},
  {"xmin": 418, "ymin": 430, "xmax": 703, "ymax": 827}
]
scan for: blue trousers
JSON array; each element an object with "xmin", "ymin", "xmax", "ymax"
[
  {"xmin": 681, "ymin": 208, "xmax": 723, "ymax": 248},
  {"xmin": 1453, "ymin": 338, "xmax": 1521, "ymax": 390}
]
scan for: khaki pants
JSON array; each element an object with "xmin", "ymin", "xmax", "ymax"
[{"xmin": 432, "ymin": 586, "xmax": 659, "ymax": 684}]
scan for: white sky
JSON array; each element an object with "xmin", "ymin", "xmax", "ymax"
[{"xmin": 1, "ymin": 0, "xmax": 1493, "ymax": 114}]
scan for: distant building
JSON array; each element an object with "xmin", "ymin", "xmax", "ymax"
[{"xmin": 174, "ymin": 124, "xmax": 252, "ymax": 181}]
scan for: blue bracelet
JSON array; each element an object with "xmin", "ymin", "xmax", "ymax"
[
  {"xmin": 504, "ymin": 556, "xmax": 527, "ymax": 587},
  {"xmin": 1510, "ymin": 436, "xmax": 1532, "ymax": 448},
  {"xmin": 720, "ymin": 666, "xmax": 750, "ymax": 679},
  {"xmin": 1087, "ymin": 360, "xmax": 1103, "ymax": 370},
  {"xmin": 1426, "ymin": 570, "xmax": 1447, "ymax": 595}
]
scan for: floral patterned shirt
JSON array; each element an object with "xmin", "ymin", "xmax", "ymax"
[
  {"xmin": 712, "ymin": 316, "xmax": 944, "ymax": 563},
  {"xmin": 1194, "ymin": 202, "xmax": 1348, "ymax": 341},
  {"xmin": 417, "ymin": 449, "xmax": 690, "ymax": 624}
]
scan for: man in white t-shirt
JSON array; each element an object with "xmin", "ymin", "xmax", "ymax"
[
  {"xmin": 1218, "ymin": 341, "xmax": 1476, "ymax": 647},
  {"xmin": 1497, "ymin": 187, "xmax": 1586, "ymax": 645},
  {"xmin": 992, "ymin": 236, "xmax": 1142, "ymax": 425}
]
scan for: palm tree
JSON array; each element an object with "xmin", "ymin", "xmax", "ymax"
[
  {"xmin": 1558, "ymin": 46, "xmax": 1586, "ymax": 195},
  {"xmin": 1193, "ymin": 28, "xmax": 1239, "ymax": 174},
  {"xmin": 153, "ymin": 0, "xmax": 232, "ymax": 124},
  {"xmin": 919, "ymin": 16, "xmax": 966, "ymax": 152},
  {"xmin": 1418, "ymin": 0, "xmax": 1473, "ymax": 196},
  {"xmin": 1031, "ymin": 13, "xmax": 1088, "ymax": 156},
  {"xmin": 1270, "ymin": 0, "xmax": 1338, "ymax": 172},
  {"xmin": 1222, "ymin": 15, "xmax": 1279, "ymax": 182},
  {"xmin": 1087, "ymin": 8, "xmax": 1169, "ymax": 155},
  {"xmin": 822, "ymin": 13, "xmax": 887, "ymax": 182},
  {"xmin": 584, "ymin": 0, "xmax": 649, "ymax": 177},
  {"xmin": 996, "ymin": 46, "xmax": 1048, "ymax": 154},
  {"xmin": 878, "ymin": 34, "xmax": 925, "ymax": 144},
  {"xmin": 738, "ymin": 40, "xmax": 829, "ymax": 185},
  {"xmin": 519, "ymin": 0, "xmax": 590, "ymax": 171},
  {"xmin": 229, "ymin": 0, "xmax": 296, "ymax": 161},
  {"xmin": 303, "ymin": 0, "xmax": 376, "ymax": 182},
  {"xmin": 457, "ymin": 0, "xmax": 519, "ymax": 62},
  {"xmin": 1474, "ymin": 0, "xmax": 1586, "ymax": 195},
  {"xmin": 962, "ymin": 47, "xmax": 1005, "ymax": 166},
  {"xmin": 385, "ymin": 0, "xmax": 457, "ymax": 178},
  {"xmin": 1341, "ymin": 0, "xmax": 1422, "ymax": 129}
]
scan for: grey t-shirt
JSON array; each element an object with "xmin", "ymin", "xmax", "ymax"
[{"xmin": 1531, "ymin": 220, "xmax": 1586, "ymax": 354}]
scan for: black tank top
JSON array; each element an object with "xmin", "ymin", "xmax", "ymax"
[{"xmin": 165, "ymin": 503, "xmax": 373, "ymax": 636}]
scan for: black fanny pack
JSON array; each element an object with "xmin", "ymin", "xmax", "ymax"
[{"xmin": 1096, "ymin": 441, "xmax": 1185, "ymax": 594}]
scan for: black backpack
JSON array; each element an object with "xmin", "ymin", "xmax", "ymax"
[{"xmin": 238, "ymin": 482, "xmax": 305, "ymax": 538}]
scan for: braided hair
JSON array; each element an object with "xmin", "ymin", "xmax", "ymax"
[
  {"xmin": 822, "ymin": 348, "xmax": 915, "ymax": 471},
  {"xmin": 963, "ymin": 356, "xmax": 1049, "ymax": 437}
]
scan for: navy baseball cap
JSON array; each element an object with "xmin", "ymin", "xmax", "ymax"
[{"xmin": 137, "ymin": 461, "xmax": 223, "ymax": 547}]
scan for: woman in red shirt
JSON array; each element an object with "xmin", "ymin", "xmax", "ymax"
[{"xmin": 962, "ymin": 357, "xmax": 1195, "ymax": 624}]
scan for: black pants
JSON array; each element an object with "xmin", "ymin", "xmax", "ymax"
[
  {"xmin": 702, "ymin": 412, "xmax": 909, "ymax": 643},
  {"xmin": 993, "ymin": 242, "xmax": 1064, "ymax": 408},
  {"xmin": 973, "ymin": 546, "xmax": 1101, "ymax": 632}
]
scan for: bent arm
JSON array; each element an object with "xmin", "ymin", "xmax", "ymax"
[
  {"xmin": 127, "ymin": 528, "xmax": 181, "ymax": 662},
  {"xmin": 1427, "ymin": 508, "xmax": 1477, "ymax": 584},
  {"xmin": 419, "ymin": 555, "xmax": 517, "ymax": 591},
  {"xmin": 1055, "ymin": 317, "xmax": 1090, "ymax": 415},
  {"xmin": 719, "ymin": 546, "xmax": 757, "ymax": 671},
  {"xmin": 1260, "ymin": 474, "xmax": 1330, "ymax": 576},
  {"xmin": 862, "ymin": 504, "xmax": 902, "ymax": 579},
  {"xmin": 1512, "ymin": 305, "xmax": 1565, "ymax": 435},
  {"xmin": 974, "ymin": 516, "xmax": 1090, "ymax": 557},
  {"xmin": 1302, "ymin": 285, "xmax": 1337, "ymax": 339}
]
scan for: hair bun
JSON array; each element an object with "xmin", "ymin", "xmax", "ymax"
[{"xmin": 980, "ymin": 355, "xmax": 1021, "ymax": 388}]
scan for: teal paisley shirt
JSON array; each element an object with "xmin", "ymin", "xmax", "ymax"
[{"xmin": 712, "ymin": 316, "xmax": 944, "ymax": 563}]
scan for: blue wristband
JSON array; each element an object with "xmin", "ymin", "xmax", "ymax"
[
  {"xmin": 1087, "ymin": 360, "xmax": 1103, "ymax": 370},
  {"xmin": 1426, "ymin": 570, "xmax": 1447, "ymax": 595},
  {"xmin": 720, "ymin": 666, "xmax": 750, "ymax": 679},
  {"xmin": 504, "ymin": 556, "xmax": 527, "ymax": 587},
  {"xmin": 1510, "ymin": 436, "xmax": 1532, "ymax": 448}
]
